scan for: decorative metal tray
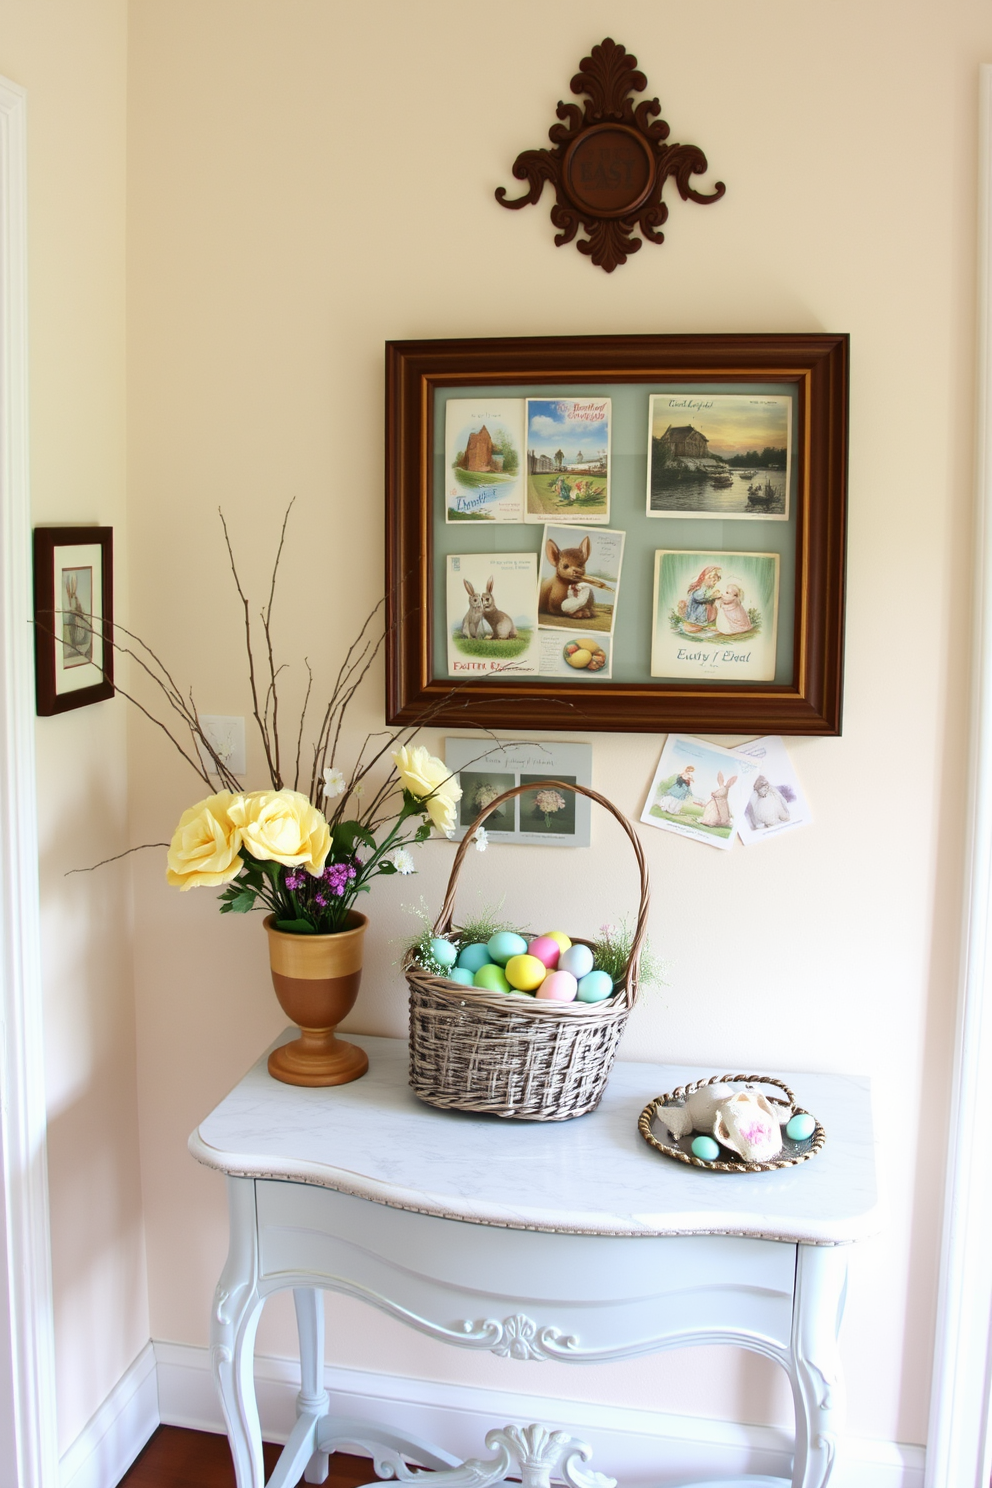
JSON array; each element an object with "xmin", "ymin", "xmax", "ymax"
[{"xmin": 638, "ymin": 1073, "xmax": 826, "ymax": 1173}]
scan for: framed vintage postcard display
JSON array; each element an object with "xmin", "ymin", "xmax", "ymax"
[
  {"xmin": 33, "ymin": 526, "xmax": 114, "ymax": 715},
  {"xmin": 386, "ymin": 335, "xmax": 848, "ymax": 736}
]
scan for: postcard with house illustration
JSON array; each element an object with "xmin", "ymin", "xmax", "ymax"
[
  {"xmin": 445, "ymin": 553, "xmax": 539, "ymax": 677},
  {"xmin": 646, "ymin": 392, "xmax": 792, "ymax": 520},
  {"xmin": 525, "ymin": 397, "xmax": 611, "ymax": 524},
  {"xmin": 444, "ymin": 737, "xmax": 592, "ymax": 847},
  {"xmin": 640, "ymin": 734, "xmax": 758, "ymax": 852},
  {"xmin": 444, "ymin": 398, "xmax": 525, "ymax": 523},
  {"xmin": 537, "ymin": 525, "xmax": 625, "ymax": 636},
  {"xmin": 734, "ymin": 735, "xmax": 813, "ymax": 846},
  {"xmin": 651, "ymin": 550, "xmax": 780, "ymax": 682}
]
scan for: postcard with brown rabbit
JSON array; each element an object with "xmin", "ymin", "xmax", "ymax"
[
  {"xmin": 445, "ymin": 553, "xmax": 540, "ymax": 677},
  {"xmin": 537, "ymin": 525, "xmax": 625, "ymax": 636}
]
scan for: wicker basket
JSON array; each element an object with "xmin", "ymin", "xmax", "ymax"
[{"xmin": 406, "ymin": 780, "xmax": 650, "ymax": 1121}]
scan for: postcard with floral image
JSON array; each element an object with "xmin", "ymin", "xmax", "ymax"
[
  {"xmin": 445, "ymin": 553, "xmax": 539, "ymax": 678},
  {"xmin": 538, "ymin": 525, "xmax": 625, "ymax": 635},
  {"xmin": 525, "ymin": 397, "xmax": 611, "ymax": 523},
  {"xmin": 444, "ymin": 738, "xmax": 592, "ymax": 847},
  {"xmin": 538, "ymin": 630, "xmax": 612, "ymax": 679},
  {"xmin": 445, "ymin": 398, "xmax": 525, "ymax": 523},
  {"xmin": 646, "ymin": 392, "xmax": 792, "ymax": 520},
  {"xmin": 734, "ymin": 736, "xmax": 813, "ymax": 846},
  {"xmin": 651, "ymin": 550, "xmax": 779, "ymax": 682},
  {"xmin": 640, "ymin": 734, "xmax": 759, "ymax": 852}
]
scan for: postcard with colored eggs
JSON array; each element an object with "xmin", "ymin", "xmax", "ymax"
[
  {"xmin": 641, "ymin": 735, "xmax": 759, "ymax": 851},
  {"xmin": 651, "ymin": 550, "xmax": 780, "ymax": 682}
]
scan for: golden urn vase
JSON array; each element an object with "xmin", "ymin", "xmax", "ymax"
[{"xmin": 264, "ymin": 912, "xmax": 369, "ymax": 1087}]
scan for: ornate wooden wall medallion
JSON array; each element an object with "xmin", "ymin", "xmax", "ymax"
[{"xmin": 496, "ymin": 38, "xmax": 725, "ymax": 273}]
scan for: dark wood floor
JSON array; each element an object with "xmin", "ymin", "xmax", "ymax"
[{"xmin": 116, "ymin": 1426, "xmax": 373, "ymax": 1488}]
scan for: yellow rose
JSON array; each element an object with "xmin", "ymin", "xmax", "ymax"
[
  {"xmin": 166, "ymin": 791, "xmax": 243, "ymax": 891},
  {"xmin": 391, "ymin": 745, "xmax": 461, "ymax": 837},
  {"xmin": 228, "ymin": 789, "xmax": 331, "ymax": 874}
]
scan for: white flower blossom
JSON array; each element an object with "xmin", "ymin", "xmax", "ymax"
[
  {"xmin": 322, "ymin": 767, "xmax": 347, "ymax": 799},
  {"xmin": 473, "ymin": 827, "xmax": 489, "ymax": 852},
  {"xmin": 387, "ymin": 848, "xmax": 416, "ymax": 875}
]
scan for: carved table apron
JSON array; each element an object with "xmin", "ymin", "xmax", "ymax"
[{"xmin": 189, "ymin": 1036, "xmax": 880, "ymax": 1488}]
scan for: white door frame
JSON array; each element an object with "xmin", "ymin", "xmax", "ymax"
[
  {"xmin": 925, "ymin": 62, "xmax": 992, "ymax": 1488},
  {"xmin": 0, "ymin": 75, "xmax": 60, "ymax": 1487}
]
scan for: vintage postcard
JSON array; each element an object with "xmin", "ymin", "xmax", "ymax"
[
  {"xmin": 445, "ymin": 398, "xmax": 525, "ymax": 523},
  {"xmin": 646, "ymin": 392, "xmax": 791, "ymax": 520},
  {"xmin": 538, "ymin": 630, "xmax": 612, "ymax": 679},
  {"xmin": 734, "ymin": 736, "xmax": 813, "ymax": 846},
  {"xmin": 444, "ymin": 738, "xmax": 592, "ymax": 847},
  {"xmin": 525, "ymin": 397, "xmax": 611, "ymax": 523},
  {"xmin": 640, "ymin": 734, "xmax": 758, "ymax": 851},
  {"xmin": 651, "ymin": 550, "xmax": 779, "ymax": 682},
  {"xmin": 445, "ymin": 554, "xmax": 540, "ymax": 678},
  {"xmin": 537, "ymin": 524, "xmax": 625, "ymax": 635}
]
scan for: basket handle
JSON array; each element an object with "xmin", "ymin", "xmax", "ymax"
[{"xmin": 433, "ymin": 780, "xmax": 651, "ymax": 997}]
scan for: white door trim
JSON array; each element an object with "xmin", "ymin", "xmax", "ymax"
[
  {"xmin": 924, "ymin": 61, "xmax": 992, "ymax": 1488},
  {"xmin": 0, "ymin": 74, "xmax": 60, "ymax": 1486}
]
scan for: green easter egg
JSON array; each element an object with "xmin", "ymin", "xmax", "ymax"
[
  {"xmin": 786, "ymin": 1113, "xmax": 816, "ymax": 1142},
  {"xmin": 576, "ymin": 969, "xmax": 614, "ymax": 1003},
  {"xmin": 474, "ymin": 964, "xmax": 511, "ymax": 994},
  {"xmin": 429, "ymin": 938, "xmax": 457, "ymax": 968},
  {"xmin": 691, "ymin": 1135, "xmax": 721, "ymax": 1161},
  {"xmin": 486, "ymin": 931, "xmax": 528, "ymax": 965},
  {"xmin": 448, "ymin": 967, "xmax": 475, "ymax": 987}
]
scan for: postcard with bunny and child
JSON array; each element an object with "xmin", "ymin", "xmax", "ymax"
[
  {"xmin": 444, "ymin": 399, "xmax": 525, "ymax": 524},
  {"xmin": 445, "ymin": 554, "xmax": 540, "ymax": 677},
  {"xmin": 525, "ymin": 397, "xmax": 611, "ymax": 524},
  {"xmin": 651, "ymin": 549, "xmax": 780, "ymax": 683},
  {"xmin": 641, "ymin": 735, "xmax": 759, "ymax": 852}
]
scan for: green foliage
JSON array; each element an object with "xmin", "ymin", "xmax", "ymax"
[
  {"xmin": 455, "ymin": 898, "xmax": 527, "ymax": 945},
  {"xmin": 592, "ymin": 918, "xmax": 663, "ymax": 989},
  {"xmin": 452, "ymin": 627, "xmax": 532, "ymax": 660}
]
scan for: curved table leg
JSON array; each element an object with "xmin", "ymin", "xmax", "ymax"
[
  {"xmin": 789, "ymin": 1245, "xmax": 849, "ymax": 1488},
  {"xmin": 295, "ymin": 1288, "xmax": 331, "ymax": 1484},
  {"xmin": 211, "ymin": 1179, "xmax": 266, "ymax": 1488}
]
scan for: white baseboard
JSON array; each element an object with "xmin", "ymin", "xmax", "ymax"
[
  {"xmin": 154, "ymin": 1340, "xmax": 925, "ymax": 1488},
  {"xmin": 59, "ymin": 1342, "xmax": 159, "ymax": 1488}
]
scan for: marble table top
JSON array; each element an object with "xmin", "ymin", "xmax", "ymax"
[{"xmin": 190, "ymin": 1034, "xmax": 881, "ymax": 1245}]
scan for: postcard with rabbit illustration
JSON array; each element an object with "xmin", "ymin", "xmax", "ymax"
[
  {"xmin": 646, "ymin": 392, "xmax": 792, "ymax": 520},
  {"xmin": 445, "ymin": 398, "xmax": 525, "ymax": 524},
  {"xmin": 538, "ymin": 630, "xmax": 612, "ymax": 679},
  {"xmin": 641, "ymin": 735, "xmax": 758, "ymax": 851},
  {"xmin": 525, "ymin": 397, "xmax": 611, "ymax": 524},
  {"xmin": 651, "ymin": 550, "xmax": 779, "ymax": 682},
  {"xmin": 445, "ymin": 554, "xmax": 539, "ymax": 678},
  {"xmin": 444, "ymin": 737, "xmax": 592, "ymax": 847},
  {"xmin": 537, "ymin": 525, "xmax": 625, "ymax": 636},
  {"xmin": 734, "ymin": 736, "xmax": 812, "ymax": 846}
]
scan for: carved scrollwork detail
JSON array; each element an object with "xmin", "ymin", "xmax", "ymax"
[
  {"xmin": 456, "ymin": 1313, "xmax": 578, "ymax": 1361},
  {"xmin": 497, "ymin": 37, "xmax": 724, "ymax": 272}
]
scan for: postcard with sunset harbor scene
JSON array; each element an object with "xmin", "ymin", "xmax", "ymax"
[{"xmin": 647, "ymin": 392, "xmax": 792, "ymax": 520}]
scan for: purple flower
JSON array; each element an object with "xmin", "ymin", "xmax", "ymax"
[{"xmin": 322, "ymin": 861, "xmax": 357, "ymax": 896}]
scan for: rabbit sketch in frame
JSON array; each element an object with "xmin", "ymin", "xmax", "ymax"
[
  {"xmin": 62, "ymin": 568, "xmax": 93, "ymax": 665},
  {"xmin": 461, "ymin": 579, "xmax": 491, "ymax": 640},
  {"xmin": 478, "ymin": 577, "xmax": 517, "ymax": 640},
  {"xmin": 539, "ymin": 534, "xmax": 613, "ymax": 621},
  {"xmin": 700, "ymin": 770, "xmax": 737, "ymax": 828},
  {"xmin": 745, "ymin": 774, "xmax": 793, "ymax": 830}
]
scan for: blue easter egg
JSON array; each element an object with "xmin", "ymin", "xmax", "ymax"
[
  {"xmin": 429, "ymin": 938, "xmax": 457, "ymax": 968},
  {"xmin": 457, "ymin": 942, "xmax": 491, "ymax": 973},
  {"xmin": 487, "ymin": 931, "xmax": 528, "ymax": 966},
  {"xmin": 576, "ymin": 969, "xmax": 614, "ymax": 1003},
  {"xmin": 786, "ymin": 1113, "xmax": 816, "ymax": 1142},
  {"xmin": 559, "ymin": 943, "xmax": 594, "ymax": 979},
  {"xmin": 448, "ymin": 967, "xmax": 475, "ymax": 987},
  {"xmin": 691, "ymin": 1135, "xmax": 721, "ymax": 1161}
]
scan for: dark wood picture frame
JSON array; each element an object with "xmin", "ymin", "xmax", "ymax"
[
  {"xmin": 385, "ymin": 335, "xmax": 848, "ymax": 736},
  {"xmin": 33, "ymin": 525, "xmax": 114, "ymax": 716}
]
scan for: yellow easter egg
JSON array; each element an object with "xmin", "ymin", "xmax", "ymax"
[
  {"xmin": 543, "ymin": 931, "xmax": 572, "ymax": 954},
  {"xmin": 504, "ymin": 953, "xmax": 547, "ymax": 992},
  {"xmin": 566, "ymin": 648, "xmax": 592, "ymax": 669}
]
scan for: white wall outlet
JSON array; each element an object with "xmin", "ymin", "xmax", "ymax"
[{"xmin": 197, "ymin": 715, "xmax": 247, "ymax": 777}]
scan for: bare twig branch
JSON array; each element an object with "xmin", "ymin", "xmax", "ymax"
[{"xmin": 65, "ymin": 843, "xmax": 170, "ymax": 876}]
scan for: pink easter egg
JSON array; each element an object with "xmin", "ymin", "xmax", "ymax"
[
  {"xmin": 527, "ymin": 935, "xmax": 561, "ymax": 970},
  {"xmin": 536, "ymin": 970, "xmax": 578, "ymax": 1002}
]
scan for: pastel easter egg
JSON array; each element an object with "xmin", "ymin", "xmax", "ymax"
[
  {"xmin": 474, "ymin": 964, "xmax": 511, "ymax": 994},
  {"xmin": 487, "ymin": 931, "xmax": 528, "ymax": 965},
  {"xmin": 559, "ymin": 943, "xmax": 594, "ymax": 979},
  {"xmin": 448, "ymin": 967, "xmax": 476, "ymax": 987},
  {"xmin": 504, "ymin": 954, "xmax": 547, "ymax": 992},
  {"xmin": 577, "ymin": 969, "xmax": 614, "ymax": 1003},
  {"xmin": 527, "ymin": 935, "xmax": 561, "ymax": 970},
  {"xmin": 563, "ymin": 642, "xmax": 581, "ymax": 657},
  {"xmin": 786, "ymin": 1113, "xmax": 816, "ymax": 1142},
  {"xmin": 566, "ymin": 649, "xmax": 592, "ymax": 669},
  {"xmin": 691, "ymin": 1135, "xmax": 721, "ymax": 1161},
  {"xmin": 457, "ymin": 942, "xmax": 491, "ymax": 973},
  {"xmin": 536, "ymin": 970, "xmax": 578, "ymax": 1002},
  {"xmin": 543, "ymin": 931, "xmax": 572, "ymax": 954},
  {"xmin": 429, "ymin": 938, "xmax": 457, "ymax": 968}
]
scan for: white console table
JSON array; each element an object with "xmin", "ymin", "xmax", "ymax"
[{"xmin": 189, "ymin": 1034, "xmax": 879, "ymax": 1488}]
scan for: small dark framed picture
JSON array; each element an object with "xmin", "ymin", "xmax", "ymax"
[{"xmin": 33, "ymin": 526, "xmax": 114, "ymax": 715}]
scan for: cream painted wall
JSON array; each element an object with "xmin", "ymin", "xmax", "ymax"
[
  {"xmin": 0, "ymin": 0, "xmax": 148, "ymax": 1455},
  {"xmin": 124, "ymin": 0, "xmax": 990, "ymax": 1450}
]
